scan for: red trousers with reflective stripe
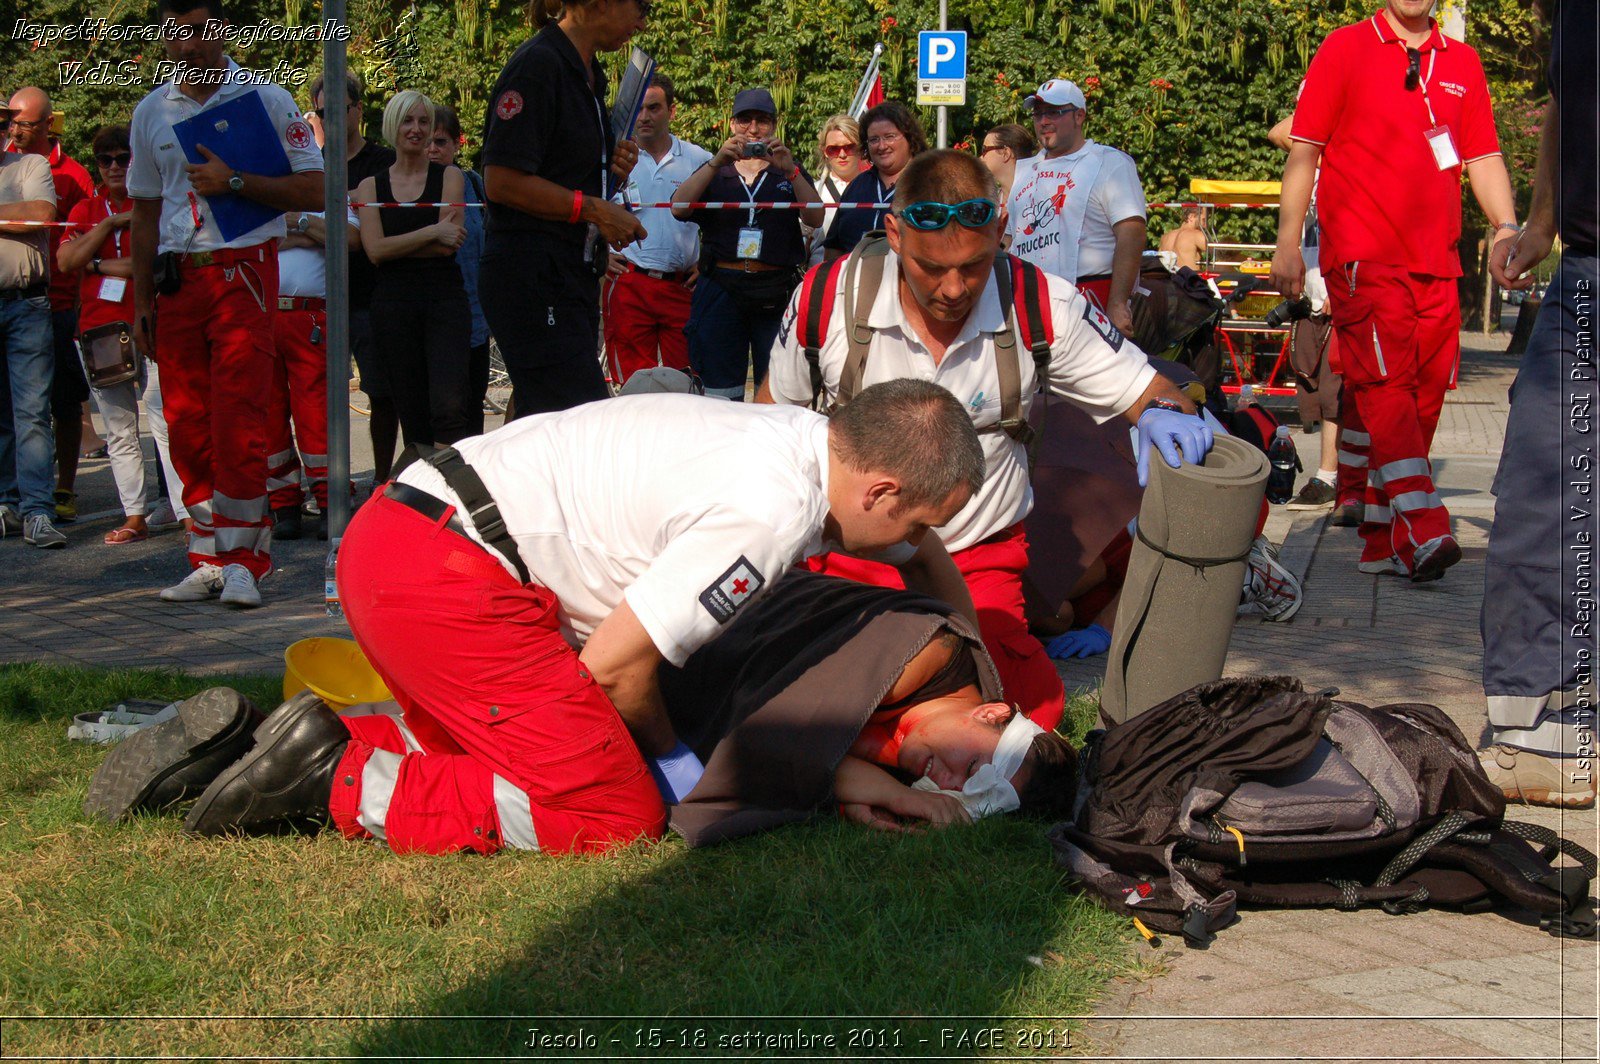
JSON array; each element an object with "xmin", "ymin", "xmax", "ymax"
[
  {"xmin": 806, "ymin": 524, "xmax": 1065, "ymax": 731},
  {"xmin": 155, "ymin": 247, "xmax": 277, "ymax": 578},
  {"xmin": 266, "ymin": 307, "xmax": 329, "ymax": 510},
  {"xmin": 332, "ymin": 492, "xmax": 666, "ymax": 855},
  {"xmin": 1325, "ymin": 262, "xmax": 1457, "ymax": 569},
  {"xmin": 602, "ymin": 267, "xmax": 692, "ymax": 386}
]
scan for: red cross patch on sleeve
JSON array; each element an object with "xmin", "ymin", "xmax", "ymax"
[
  {"xmin": 285, "ymin": 120, "xmax": 313, "ymax": 149},
  {"xmin": 495, "ymin": 90, "xmax": 524, "ymax": 121},
  {"xmin": 698, "ymin": 557, "xmax": 766, "ymax": 624}
]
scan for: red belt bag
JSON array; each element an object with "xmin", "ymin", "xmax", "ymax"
[{"xmin": 76, "ymin": 320, "xmax": 141, "ymax": 389}]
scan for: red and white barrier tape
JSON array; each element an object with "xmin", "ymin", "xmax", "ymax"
[{"xmin": 8, "ymin": 199, "xmax": 1278, "ymax": 227}]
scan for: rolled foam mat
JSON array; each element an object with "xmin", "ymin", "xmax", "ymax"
[{"xmin": 1099, "ymin": 433, "xmax": 1267, "ymax": 724}]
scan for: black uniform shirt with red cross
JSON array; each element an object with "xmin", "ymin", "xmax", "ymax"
[{"xmin": 480, "ymin": 20, "xmax": 613, "ymax": 246}]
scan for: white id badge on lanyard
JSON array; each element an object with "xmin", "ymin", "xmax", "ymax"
[
  {"xmin": 98, "ymin": 277, "xmax": 127, "ymax": 303},
  {"xmin": 736, "ymin": 226, "xmax": 764, "ymax": 260},
  {"xmin": 1425, "ymin": 125, "xmax": 1460, "ymax": 171}
]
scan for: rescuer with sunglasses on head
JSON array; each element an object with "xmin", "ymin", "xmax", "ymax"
[{"xmin": 759, "ymin": 149, "xmax": 1210, "ymax": 730}]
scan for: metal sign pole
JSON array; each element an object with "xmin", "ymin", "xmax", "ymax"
[
  {"xmin": 322, "ymin": 0, "xmax": 351, "ymax": 541},
  {"xmin": 936, "ymin": 0, "xmax": 949, "ymax": 148}
]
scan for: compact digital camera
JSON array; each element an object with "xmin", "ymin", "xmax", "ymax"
[{"xmin": 743, "ymin": 141, "xmax": 769, "ymax": 158}]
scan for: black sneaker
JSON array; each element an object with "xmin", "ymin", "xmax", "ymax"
[
  {"xmin": 1286, "ymin": 478, "xmax": 1337, "ymax": 510},
  {"xmin": 272, "ymin": 504, "xmax": 303, "ymax": 541},
  {"xmin": 1330, "ymin": 499, "xmax": 1363, "ymax": 527}
]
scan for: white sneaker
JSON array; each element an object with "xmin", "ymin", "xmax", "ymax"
[
  {"xmin": 1239, "ymin": 536, "xmax": 1302, "ymax": 622},
  {"xmin": 218, "ymin": 563, "xmax": 261, "ymax": 608},
  {"xmin": 160, "ymin": 564, "xmax": 224, "ymax": 602}
]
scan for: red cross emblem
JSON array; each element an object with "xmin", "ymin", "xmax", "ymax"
[
  {"xmin": 731, "ymin": 578, "xmax": 749, "ymax": 595},
  {"xmin": 496, "ymin": 90, "xmax": 524, "ymax": 121}
]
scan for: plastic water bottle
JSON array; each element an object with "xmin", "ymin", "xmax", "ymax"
[
  {"xmin": 1266, "ymin": 425, "xmax": 1298, "ymax": 504},
  {"xmin": 1237, "ymin": 384, "xmax": 1257, "ymax": 408},
  {"xmin": 324, "ymin": 537, "xmax": 342, "ymax": 618}
]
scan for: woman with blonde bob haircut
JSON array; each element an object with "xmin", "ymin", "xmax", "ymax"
[
  {"xmin": 355, "ymin": 90, "xmax": 475, "ymax": 453},
  {"xmin": 807, "ymin": 113, "xmax": 862, "ymax": 264}
]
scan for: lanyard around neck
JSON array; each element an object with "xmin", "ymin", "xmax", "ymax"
[{"xmin": 740, "ymin": 169, "xmax": 768, "ymax": 226}]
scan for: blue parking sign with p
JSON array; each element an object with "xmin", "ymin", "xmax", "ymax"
[{"xmin": 917, "ymin": 31, "xmax": 967, "ymax": 105}]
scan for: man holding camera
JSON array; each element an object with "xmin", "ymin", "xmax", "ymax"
[
  {"xmin": 128, "ymin": 0, "xmax": 324, "ymax": 606},
  {"xmin": 671, "ymin": 88, "xmax": 823, "ymax": 400},
  {"xmin": 1271, "ymin": 0, "xmax": 1519, "ymax": 582}
]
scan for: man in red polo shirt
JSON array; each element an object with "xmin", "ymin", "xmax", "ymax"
[
  {"xmin": 1271, "ymin": 0, "xmax": 1521, "ymax": 582},
  {"xmin": 6, "ymin": 88, "xmax": 94, "ymax": 522}
]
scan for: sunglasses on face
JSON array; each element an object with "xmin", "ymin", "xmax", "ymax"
[
  {"xmin": 1404, "ymin": 47, "xmax": 1422, "ymax": 91},
  {"xmin": 822, "ymin": 144, "xmax": 859, "ymax": 158},
  {"xmin": 96, "ymin": 152, "xmax": 132, "ymax": 168},
  {"xmin": 10, "ymin": 117, "xmax": 47, "ymax": 131},
  {"xmin": 1031, "ymin": 105, "xmax": 1078, "ymax": 122},
  {"xmin": 978, "ymin": 143, "xmax": 1004, "ymax": 157},
  {"xmin": 898, "ymin": 198, "xmax": 999, "ymax": 231}
]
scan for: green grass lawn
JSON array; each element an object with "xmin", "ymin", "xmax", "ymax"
[{"xmin": 0, "ymin": 662, "xmax": 1145, "ymax": 1059}]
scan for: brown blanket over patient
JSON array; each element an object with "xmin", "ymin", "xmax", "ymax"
[{"xmin": 662, "ymin": 570, "xmax": 1002, "ymax": 847}]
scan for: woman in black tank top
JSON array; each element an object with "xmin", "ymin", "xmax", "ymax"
[{"xmin": 356, "ymin": 90, "xmax": 475, "ymax": 451}]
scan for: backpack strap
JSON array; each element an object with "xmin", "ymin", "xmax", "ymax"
[
  {"xmin": 1007, "ymin": 254, "xmax": 1055, "ymax": 386},
  {"xmin": 795, "ymin": 257, "xmax": 848, "ymax": 411},
  {"xmin": 988, "ymin": 258, "xmax": 1031, "ymax": 446},
  {"xmin": 836, "ymin": 234, "xmax": 890, "ymax": 406}
]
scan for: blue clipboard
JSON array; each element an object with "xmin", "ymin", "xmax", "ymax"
[
  {"xmin": 171, "ymin": 92, "xmax": 292, "ymax": 241},
  {"xmin": 610, "ymin": 47, "xmax": 656, "ymax": 141}
]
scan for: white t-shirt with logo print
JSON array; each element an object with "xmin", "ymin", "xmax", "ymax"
[
  {"xmin": 1004, "ymin": 141, "xmax": 1146, "ymax": 280},
  {"xmin": 764, "ymin": 248, "xmax": 1155, "ymax": 552}
]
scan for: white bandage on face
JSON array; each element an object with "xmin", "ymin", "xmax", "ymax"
[{"xmin": 911, "ymin": 710, "xmax": 1046, "ymax": 820}]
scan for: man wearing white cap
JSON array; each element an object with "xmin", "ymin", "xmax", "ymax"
[{"xmin": 1004, "ymin": 78, "xmax": 1148, "ymax": 335}]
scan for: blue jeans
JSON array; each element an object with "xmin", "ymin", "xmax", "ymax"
[
  {"xmin": 0, "ymin": 294, "xmax": 56, "ymax": 518},
  {"xmin": 1482, "ymin": 253, "xmax": 1598, "ymax": 752}
]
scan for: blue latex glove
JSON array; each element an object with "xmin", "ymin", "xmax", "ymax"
[
  {"xmin": 648, "ymin": 741, "xmax": 705, "ymax": 805},
  {"xmin": 1046, "ymin": 623, "xmax": 1112, "ymax": 660},
  {"xmin": 1135, "ymin": 406, "xmax": 1215, "ymax": 487}
]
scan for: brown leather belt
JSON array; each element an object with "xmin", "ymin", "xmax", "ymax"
[{"xmin": 714, "ymin": 260, "xmax": 783, "ymax": 273}]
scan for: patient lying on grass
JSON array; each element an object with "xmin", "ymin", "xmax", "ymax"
[{"xmin": 84, "ymin": 573, "xmax": 1076, "ymax": 851}]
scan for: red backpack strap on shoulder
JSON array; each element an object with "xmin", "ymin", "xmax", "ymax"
[
  {"xmin": 796, "ymin": 256, "xmax": 848, "ymax": 410},
  {"xmin": 1007, "ymin": 255, "xmax": 1055, "ymax": 386}
]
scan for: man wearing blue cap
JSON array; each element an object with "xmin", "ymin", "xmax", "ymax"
[{"xmin": 671, "ymin": 88, "xmax": 823, "ymax": 400}]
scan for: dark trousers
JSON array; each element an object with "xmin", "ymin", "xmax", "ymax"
[
  {"xmin": 371, "ymin": 289, "xmax": 474, "ymax": 448},
  {"xmin": 686, "ymin": 269, "xmax": 794, "ymax": 400},
  {"xmin": 479, "ymin": 235, "xmax": 606, "ymax": 418}
]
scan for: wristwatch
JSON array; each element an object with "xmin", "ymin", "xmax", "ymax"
[
  {"xmin": 292, "ymin": 213, "xmax": 310, "ymax": 234},
  {"xmin": 1145, "ymin": 398, "xmax": 1190, "ymax": 415},
  {"xmin": 228, "ymin": 170, "xmax": 245, "ymax": 193}
]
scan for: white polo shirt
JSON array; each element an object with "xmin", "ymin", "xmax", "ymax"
[
  {"xmin": 127, "ymin": 58, "xmax": 323, "ymax": 254},
  {"xmin": 765, "ymin": 249, "xmax": 1155, "ymax": 552},
  {"xmin": 1004, "ymin": 141, "xmax": 1146, "ymax": 280},
  {"xmin": 396, "ymin": 396, "xmax": 841, "ymax": 666},
  {"xmin": 617, "ymin": 135, "xmax": 713, "ymax": 272},
  {"xmin": 277, "ymin": 209, "xmax": 360, "ymax": 298}
]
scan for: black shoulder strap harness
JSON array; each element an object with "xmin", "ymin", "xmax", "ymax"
[{"xmin": 425, "ymin": 447, "xmax": 531, "ymax": 585}]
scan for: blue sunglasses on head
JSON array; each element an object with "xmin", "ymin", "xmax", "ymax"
[{"xmin": 897, "ymin": 198, "xmax": 999, "ymax": 231}]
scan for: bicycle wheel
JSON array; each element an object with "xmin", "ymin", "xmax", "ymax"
[{"xmin": 484, "ymin": 338, "xmax": 513, "ymax": 415}]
